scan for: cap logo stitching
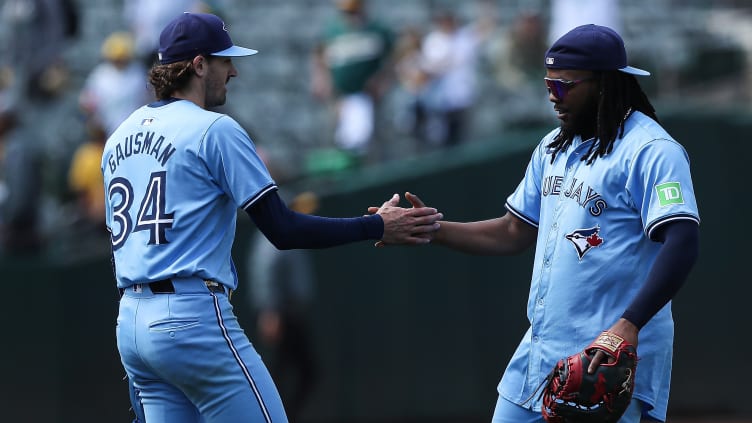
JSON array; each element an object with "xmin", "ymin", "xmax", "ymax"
[{"xmin": 546, "ymin": 57, "xmax": 554, "ymax": 65}]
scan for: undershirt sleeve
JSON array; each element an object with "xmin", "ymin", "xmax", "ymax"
[
  {"xmin": 621, "ymin": 220, "xmax": 699, "ymax": 329},
  {"xmin": 245, "ymin": 190, "xmax": 384, "ymax": 249}
]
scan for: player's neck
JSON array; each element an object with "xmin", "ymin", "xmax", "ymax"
[
  {"xmin": 172, "ymin": 83, "xmax": 207, "ymax": 109},
  {"xmin": 171, "ymin": 93, "xmax": 205, "ymax": 109}
]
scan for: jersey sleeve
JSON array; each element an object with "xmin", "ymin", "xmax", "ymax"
[
  {"xmin": 626, "ymin": 139, "xmax": 700, "ymax": 240},
  {"xmin": 505, "ymin": 141, "xmax": 547, "ymax": 228},
  {"xmin": 199, "ymin": 116, "xmax": 276, "ymax": 209}
]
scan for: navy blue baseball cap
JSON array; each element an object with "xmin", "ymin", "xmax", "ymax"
[
  {"xmin": 158, "ymin": 12, "xmax": 258, "ymax": 64},
  {"xmin": 545, "ymin": 24, "xmax": 649, "ymax": 76}
]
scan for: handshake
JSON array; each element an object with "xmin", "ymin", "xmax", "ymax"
[{"xmin": 367, "ymin": 192, "xmax": 441, "ymax": 247}]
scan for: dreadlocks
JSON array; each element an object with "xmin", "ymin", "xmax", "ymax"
[{"xmin": 546, "ymin": 71, "xmax": 658, "ymax": 164}]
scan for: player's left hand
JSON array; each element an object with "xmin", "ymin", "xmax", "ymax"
[
  {"xmin": 587, "ymin": 318, "xmax": 639, "ymax": 373},
  {"xmin": 369, "ymin": 193, "xmax": 442, "ymax": 246}
]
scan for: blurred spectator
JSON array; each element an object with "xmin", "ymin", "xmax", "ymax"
[
  {"xmin": 0, "ymin": 0, "xmax": 79, "ymax": 100},
  {"xmin": 123, "ymin": 0, "xmax": 209, "ymax": 66},
  {"xmin": 0, "ymin": 97, "xmax": 45, "ymax": 255},
  {"xmin": 310, "ymin": 0, "xmax": 394, "ymax": 161},
  {"xmin": 78, "ymin": 31, "xmax": 150, "ymax": 136},
  {"xmin": 390, "ymin": 26, "xmax": 430, "ymax": 147},
  {"xmin": 67, "ymin": 118, "xmax": 107, "ymax": 231},
  {"xmin": 548, "ymin": 0, "xmax": 623, "ymax": 44},
  {"xmin": 246, "ymin": 189, "xmax": 320, "ymax": 422},
  {"xmin": 417, "ymin": 8, "xmax": 487, "ymax": 147},
  {"xmin": 484, "ymin": 11, "xmax": 553, "ymax": 128},
  {"xmin": 487, "ymin": 12, "xmax": 547, "ymax": 91}
]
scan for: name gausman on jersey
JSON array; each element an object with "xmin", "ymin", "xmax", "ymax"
[{"xmin": 106, "ymin": 130, "xmax": 176, "ymax": 174}]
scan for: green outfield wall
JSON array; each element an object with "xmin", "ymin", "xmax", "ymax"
[{"xmin": 1, "ymin": 109, "xmax": 746, "ymax": 422}]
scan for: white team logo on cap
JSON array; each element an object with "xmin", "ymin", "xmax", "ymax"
[{"xmin": 546, "ymin": 57, "xmax": 554, "ymax": 65}]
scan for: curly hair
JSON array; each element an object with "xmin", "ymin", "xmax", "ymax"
[
  {"xmin": 148, "ymin": 60, "xmax": 196, "ymax": 100},
  {"xmin": 546, "ymin": 71, "xmax": 659, "ymax": 164}
]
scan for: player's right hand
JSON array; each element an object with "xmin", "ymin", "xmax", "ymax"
[
  {"xmin": 370, "ymin": 192, "xmax": 441, "ymax": 247},
  {"xmin": 366, "ymin": 192, "xmax": 427, "ymax": 215}
]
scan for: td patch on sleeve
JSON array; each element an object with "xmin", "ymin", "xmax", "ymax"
[{"xmin": 655, "ymin": 182, "xmax": 684, "ymax": 206}]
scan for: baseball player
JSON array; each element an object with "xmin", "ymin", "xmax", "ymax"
[
  {"xmin": 102, "ymin": 12, "xmax": 442, "ymax": 423},
  {"xmin": 394, "ymin": 25, "xmax": 700, "ymax": 422}
]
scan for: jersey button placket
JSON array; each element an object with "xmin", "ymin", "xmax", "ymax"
[
  {"xmin": 530, "ymin": 219, "xmax": 557, "ymax": 392},
  {"xmin": 531, "ymin": 156, "xmax": 572, "ymax": 390}
]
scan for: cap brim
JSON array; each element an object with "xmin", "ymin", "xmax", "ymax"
[
  {"xmin": 619, "ymin": 66, "xmax": 650, "ymax": 76},
  {"xmin": 212, "ymin": 45, "xmax": 258, "ymax": 57}
]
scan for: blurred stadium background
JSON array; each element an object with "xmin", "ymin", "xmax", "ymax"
[{"xmin": 0, "ymin": 0, "xmax": 749, "ymax": 422}]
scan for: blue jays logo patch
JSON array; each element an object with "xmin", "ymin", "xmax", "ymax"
[{"xmin": 565, "ymin": 226, "xmax": 604, "ymax": 260}]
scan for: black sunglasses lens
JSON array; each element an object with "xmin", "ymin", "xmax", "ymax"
[{"xmin": 545, "ymin": 79, "xmax": 568, "ymax": 99}]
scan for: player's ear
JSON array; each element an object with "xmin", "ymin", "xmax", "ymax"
[{"xmin": 192, "ymin": 55, "xmax": 208, "ymax": 76}]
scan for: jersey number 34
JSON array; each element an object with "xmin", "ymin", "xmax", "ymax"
[{"xmin": 108, "ymin": 171, "xmax": 175, "ymax": 250}]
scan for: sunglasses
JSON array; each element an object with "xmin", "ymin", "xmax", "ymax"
[{"xmin": 544, "ymin": 77, "xmax": 595, "ymax": 100}]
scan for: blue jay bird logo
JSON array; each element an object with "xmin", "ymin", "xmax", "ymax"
[{"xmin": 565, "ymin": 226, "xmax": 604, "ymax": 260}]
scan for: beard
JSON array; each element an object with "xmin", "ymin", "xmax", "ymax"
[
  {"xmin": 561, "ymin": 99, "xmax": 598, "ymax": 140},
  {"xmin": 205, "ymin": 75, "xmax": 228, "ymax": 108},
  {"xmin": 205, "ymin": 91, "xmax": 227, "ymax": 108}
]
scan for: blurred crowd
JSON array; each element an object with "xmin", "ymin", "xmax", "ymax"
[
  {"xmin": 0, "ymin": 0, "xmax": 217, "ymax": 259},
  {"xmin": 0, "ymin": 0, "xmax": 750, "ymax": 261}
]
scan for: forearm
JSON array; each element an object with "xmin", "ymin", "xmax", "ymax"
[
  {"xmin": 433, "ymin": 214, "xmax": 536, "ymax": 255},
  {"xmin": 433, "ymin": 221, "xmax": 505, "ymax": 254},
  {"xmin": 247, "ymin": 191, "xmax": 383, "ymax": 250}
]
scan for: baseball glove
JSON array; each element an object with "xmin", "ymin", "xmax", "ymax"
[{"xmin": 540, "ymin": 331, "xmax": 638, "ymax": 423}]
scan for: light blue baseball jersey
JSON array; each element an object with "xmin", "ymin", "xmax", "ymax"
[
  {"xmin": 500, "ymin": 111, "xmax": 700, "ymax": 421},
  {"xmin": 102, "ymin": 99, "xmax": 276, "ymax": 290}
]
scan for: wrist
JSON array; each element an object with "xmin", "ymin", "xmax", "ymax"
[{"xmin": 607, "ymin": 318, "xmax": 639, "ymax": 347}]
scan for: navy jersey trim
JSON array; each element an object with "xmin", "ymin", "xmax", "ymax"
[
  {"xmin": 147, "ymin": 97, "xmax": 181, "ymax": 108},
  {"xmin": 241, "ymin": 183, "xmax": 278, "ymax": 210},
  {"xmin": 646, "ymin": 213, "xmax": 700, "ymax": 240},
  {"xmin": 505, "ymin": 202, "xmax": 539, "ymax": 228}
]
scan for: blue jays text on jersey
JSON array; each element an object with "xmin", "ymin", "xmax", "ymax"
[
  {"xmin": 105, "ymin": 130, "xmax": 177, "ymax": 174},
  {"xmin": 541, "ymin": 175, "xmax": 607, "ymax": 216}
]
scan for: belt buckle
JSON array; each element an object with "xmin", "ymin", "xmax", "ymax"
[
  {"xmin": 204, "ymin": 280, "xmax": 232, "ymax": 299},
  {"xmin": 204, "ymin": 280, "xmax": 222, "ymax": 293}
]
